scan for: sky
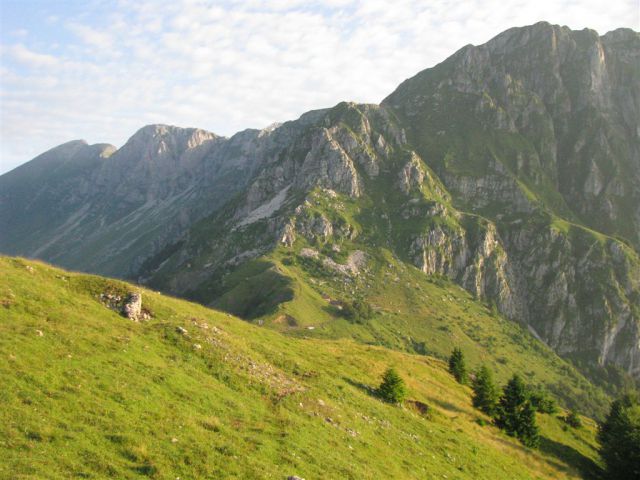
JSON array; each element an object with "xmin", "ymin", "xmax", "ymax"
[{"xmin": 0, "ymin": 0, "xmax": 638, "ymax": 174}]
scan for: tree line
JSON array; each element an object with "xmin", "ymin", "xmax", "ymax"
[{"xmin": 375, "ymin": 347, "xmax": 639, "ymax": 479}]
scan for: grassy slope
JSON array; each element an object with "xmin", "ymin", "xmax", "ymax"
[
  {"xmin": 0, "ymin": 257, "xmax": 602, "ymax": 479},
  {"xmin": 242, "ymin": 239, "xmax": 610, "ymax": 421}
]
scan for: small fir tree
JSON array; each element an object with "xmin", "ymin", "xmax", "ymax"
[
  {"xmin": 377, "ymin": 367, "xmax": 407, "ymax": 404},
  {"xmin": 448, "ymin": 347, "xmax": 467, "ymax": 384},
  {"xmin": 472, "ymin": 365, "xmax": 500, "ymax": 417},
  {"xmin": 496, "ymin": 373, "xmax": 539, "ymax": 447},
  {"xmin": 517, "ymin": 400, "xmax": 540, "ymax": 447},
  {"xmin": 597, "ymin": 392, "xmax": 640, "ymax": 480}
]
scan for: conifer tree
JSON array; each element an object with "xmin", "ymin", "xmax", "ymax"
[
  {"xmin": 495, "ymin": 373, "xmax": 539, "ymax": 447},
  {"xmin": 377, "ymin": 367, "xmax": 407, "ymax": 404},
  {"xmin": 496, "ymin": 374, "xmax": 528, "ymax": 435},
  {"xmin": 517, "ymin": 400, "xmax": 540, "ymax": 447},
  {"xmin": 598, "ymin": 392, "xmax": 640, "ymax": 479},
  {"xmin": 472, "ymin": 365, "xmax": 500, "ymax": 417},
  {"xmin": 448, "ymin": 347, "xmax": 467, "ymax": 384}
]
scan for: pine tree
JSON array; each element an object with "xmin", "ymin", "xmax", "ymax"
[
  {"xmin": 495, "ymin": 373, "xmax": 539, "ymax": 447},
  {"xmin": 472, "ymin": 365, "xmax": 500, "ymax": 417},
  {"xmin": 377, "ymin": 367, "xmax": 407, "ymax": 404},
  {"xmin": 517, "ymin": 400, "xmax": 540, "ymax": 447},
  {"xmin": 598, "ymin": 392, "xmax": 640, "ymax": 480},
  {"xmin": 448, "ymin": 347, "xmax": 467, "ymax": 384}
]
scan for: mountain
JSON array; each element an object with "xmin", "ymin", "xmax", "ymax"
[
  {"xmin": 1, "ymin": 22, "xmax": 639, "ymax": 388},
  {"xmin": 0, "ymin": 256, "xmax": 603, "ymax": 479}
]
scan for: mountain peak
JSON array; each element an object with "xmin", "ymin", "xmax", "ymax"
[{"xmin": 118, "ymin": 124, "xmax": 219, "ymax": 160}]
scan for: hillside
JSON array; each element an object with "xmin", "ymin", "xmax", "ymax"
[{"xmin": 0, "ymin": 257, "xmax": 604, "ymax": 479}]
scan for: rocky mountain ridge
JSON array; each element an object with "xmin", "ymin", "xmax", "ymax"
[{"xmin": 1, "ymin": 22, "xmax": 638, "ymax": 382}]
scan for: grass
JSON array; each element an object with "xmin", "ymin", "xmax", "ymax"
[{"xmin": 0, "ymin": 256, "xmax": 605, "ymax": 479}]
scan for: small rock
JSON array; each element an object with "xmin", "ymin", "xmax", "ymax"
[
  {"xmin": 193, "ymin": 344, "xmax": 202, "ymax": 350},
  {"xmin": 176, "ymin": 326, "xmax": 188, "ymax": 335},
  {"xmin": 287, "ymin": 476, "xmax": 305, "ymax": 480},
  {"xmin": 171, "ymin": 437, "xmax": 178, "ymax": 443},
  {"xmin": 35, "ymin": 330, "xmax": 43, "ymax": 337}
]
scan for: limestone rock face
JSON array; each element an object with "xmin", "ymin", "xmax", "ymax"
[
  {"xmin": 295, "ymin": 128, "xmax": 362, "ymax": 197},
  {"xmin": 398, "ymin": 153, "xmax": 425, "ymax": 194}
]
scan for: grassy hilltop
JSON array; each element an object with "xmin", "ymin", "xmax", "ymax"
[{"xmin": 0, "ymin": 257, "xmax": 603, "ymax": 479}]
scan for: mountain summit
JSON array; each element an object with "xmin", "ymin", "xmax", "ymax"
[{"xmin": 1, "ymin": 23, "xmax": 639, "ymax": 385}]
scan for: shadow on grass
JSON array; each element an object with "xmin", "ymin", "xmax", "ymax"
[
  {"xmin": 343, "ymin": 377, "xmax": 378, "ymax": 398},
  {"xmin": 494, "ymin": 436, "xmax": 571, "ymax": 474},
  {"xmin": 538, "ymin": 436, "xmax": 603, "ymax": 480},
  {"xmin": 428, "ymin": 397, "xmax": 466, "ymax": 414}
]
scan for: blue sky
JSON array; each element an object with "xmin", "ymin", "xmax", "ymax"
[{"xmin": 0, "ymin": 0, "xmax": 638, "ymax": 174}]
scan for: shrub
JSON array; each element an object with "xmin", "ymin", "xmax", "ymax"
[
  {"xmin": 342, "ymin": 298, "xmax": 373, "ymax": 324},
  {"xmin": 564, "ymin": 410, "xmax": 582, "ymax": 429},
  {"xmin": 529, "ymin": 386, "xmax": 558, "ymax": 414},
  {"xmin": 377, "ymin": 368, "xmax": 407, "ymax": 404}
]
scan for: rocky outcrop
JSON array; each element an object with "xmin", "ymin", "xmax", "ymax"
[
  {"xmin": 123, "ymin": 292, "xmax": 143, "ymax": 321},
  {"xmin": 409, "ymin": 220, "xmax": 524, "ymax": 320},
  {"xmin": 398, "ymin": 152, "xmax": 425, "ymax": 194},
  {"xmin": 294, "ymin": 127, "xmax": 362, "ymax": 197}
]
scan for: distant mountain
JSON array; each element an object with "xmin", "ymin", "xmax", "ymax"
[{"xmin": 1, "ymin": 22, "xmax": 638, "ymax": 386}]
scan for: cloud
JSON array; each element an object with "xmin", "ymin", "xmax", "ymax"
[
  {"xmin": 4, "ymin": 44, "xmax": 59, "ymax": 68},
  {"xmin": 0, "ymin": 0, "xmax": 638, "ymax": 174},
  {"xmin": 67, "ymin": 23, "xmax": 114, "ymax": 50}
]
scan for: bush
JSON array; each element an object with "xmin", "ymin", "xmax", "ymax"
[
  {"xmin": 564, "ymin": 410, "xmax": 582, "ymax": 429},
  {"xmin": 377, "ymin": 368, "xmax": 407, "ymax": 404},
  {"xmin": 529, "ymin": 386, "xmax": 558, "ymax": 414},
  {"xmin": 342, "ymin": 298, "xmax": 373, "ymax": 324},
  {"xmin": 598, "ymin": 392, "xmax": 640, "ymax": 479},
  {"xmin": 448, "ymin": 347, "xmax": 467, "ymax": 384}
]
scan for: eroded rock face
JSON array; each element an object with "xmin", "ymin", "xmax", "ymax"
[
  {"xmin": 398, "ymin": 153, "xmax": 425, "ymax": 194},
  {"xmin": 295, "ymin": 128, "xmax": 362, "ymax": 198}
]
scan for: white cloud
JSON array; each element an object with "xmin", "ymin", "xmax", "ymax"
[
  {"xmin": 67, "ymin": 23, "xmax": 114, "ymax": 50},
  {"xmin": 4, "ymin": 44, "xmax": 59, "ymax": 68},
  {"xmin": 0, "ymin": 0, "xmax": 638, "ymax": 174}
]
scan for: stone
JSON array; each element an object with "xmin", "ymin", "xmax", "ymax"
[{"xmin": 123, "ymin": 293, "xmax": 142, "ymax": 321}]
